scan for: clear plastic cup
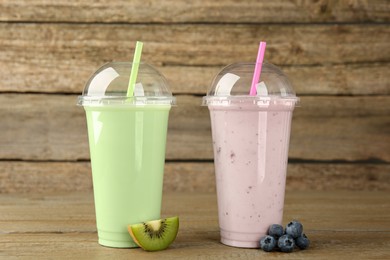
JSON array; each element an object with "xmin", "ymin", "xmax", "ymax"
[
  {"xmin": 202, "ymin": 62, "xmax": 298, "ymax": 248},
  {"xmin": 78, "ymin": 62, "xmax": 175, "ymax": 248}
]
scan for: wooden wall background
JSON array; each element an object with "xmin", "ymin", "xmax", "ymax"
[{"xmin": 0, "ymin": 1, "xmax": 389, "ymax": 193}]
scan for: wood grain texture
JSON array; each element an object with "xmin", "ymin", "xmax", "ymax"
[
  {"xmin": 0, "ymin": 191, "xmax": 389, "ymax": 258},
  {"xmin": 1, "ymin": 191, "xmax": 388, "ymax": 233},
  {"xmin": 1, "ymin": 23, "xmax": 388, "ymax": 95},
  {"xmin": 1, "ymin": 161, "xmax": 389, "ymax": 194},
  {"xmin": 1, "ymin": 24, "xmax": 389, "ymax": 76},
  {"xmin": 0, "ymin": 1, "xmax": 388, "ymax": 200},
  {"xmin": 1, "ymin": 231, "xmax": 389, "ymax": 259},
  {"xmin": 0, "ymin": 94, "xmax": 389, "ymax": 161},
  {"xmin": 1, "ymin": 0, "xmax": 389, "ymax": 23},
  {"xmin": 1, "ymin": 62, "xmax": 389, "ymax": 95}
]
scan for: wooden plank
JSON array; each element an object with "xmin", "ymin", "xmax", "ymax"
[
  {"xmin": 1, "ymin": 23, "xmax": 388, "ymax": 95},
  {"xmin": 0, "ymin": 161, "xmax": 92, "ymax": 194},
  {"xmin": 0, "ymin": 161, "xmax": 389, "ymax": 194},
  {"xmin": 1, "ymin": 63, "xmax": 389, "ymax": 95},
  {"xmin": 1, "ymin": 231, "xmax": 389, "ymax": 259},
  {"xmin": 0, "ymin": 94, "xmax": 389, "ymax": 161},
  {"xmin": 0, "ymin": 0, "xmax": 389, "ymax": 23},
  {"xmin": 1, "ymin": 191, "xmax": 389, "ymax": 232},
  {"xmin": 0, "ymin": 24, "xmax": 388, "ymax": 74},
  {"xmin": 0, "ymin": 191, "xmax": 389, "ymax": 258}
]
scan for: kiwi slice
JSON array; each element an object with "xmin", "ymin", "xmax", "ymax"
[{"xmin": 128, "ymin": 216, "xmax": 179, "ymax": 251}]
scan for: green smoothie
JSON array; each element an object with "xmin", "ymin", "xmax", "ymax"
[{"xmin": 84, "ymin": 104, "xmax": 171, "ymax": 248}]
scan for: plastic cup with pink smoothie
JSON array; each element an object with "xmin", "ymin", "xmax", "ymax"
[{"xmin": 202, "ymin": 61, "xmax": 299, "ymax": 248}]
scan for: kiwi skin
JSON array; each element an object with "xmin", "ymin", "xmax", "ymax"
[
  {"xmin": 128, "ymin": 216, "xmax": 179, "ymax": 251},
  {"xmin": 128, "ymin": 229, "xmax": 142, "ymax": 248}
]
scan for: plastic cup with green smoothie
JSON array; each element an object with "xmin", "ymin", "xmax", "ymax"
[{"xmin": 77, "ymin": 62, "xmax": 176, "ymax": 248}]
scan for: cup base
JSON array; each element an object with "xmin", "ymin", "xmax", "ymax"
[
  {"xmin": 99, "ymin": 238, "xmax": 139, "ymax": 248},
  {"xmin": 221, "ymin": 238, "xmax": 260, "ymax": 248},
  {"xmin": 220, "ymin": 229, "xmax": 264, "ymax": 248},
  {"xmin": 97, "ymin": 229, "xmax": 139, "ymax": 248}
]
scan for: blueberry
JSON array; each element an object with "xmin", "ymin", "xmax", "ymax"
[
  {"xmin": 259, "ymin": 235, "xmax": 276, "ymax": 252},
  {"xmin": 296, "ymin": 233, "xmax": 310, "ymax": 249},
  {"xmin": 268, "ymin": 224, "xmax": 284, "ymax": 238},
  {"xmin": 285, "ymin": 220, "xmax": 303, "ymax": 239},
  {"xmin": 278, "ymin": 234, "xmax": 295, "ymax": 253}
]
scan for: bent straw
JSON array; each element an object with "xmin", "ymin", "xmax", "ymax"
[
  {"xmin": 126, "ymin": 41, "xmax": 144, "ymax": 97},
  {"xmin": 249, "ymin": 41, "xmax": 266, "ymax": 96}
]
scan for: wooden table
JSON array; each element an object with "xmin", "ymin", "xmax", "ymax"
[{"xmin": 1, "ymin": 191, "xmax": 389, "ymax": 259}]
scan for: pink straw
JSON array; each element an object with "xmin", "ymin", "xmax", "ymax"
[{"xmin": 249, "ymin": 41, "xmax": 267, "ymax": 96}]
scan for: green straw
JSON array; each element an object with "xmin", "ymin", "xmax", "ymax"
[{"xmin": 126, "ymin": 41, "xmax": 143, "ymax": 97}]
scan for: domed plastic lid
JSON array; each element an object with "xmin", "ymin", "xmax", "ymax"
[
  {"xmin": 78, "ymin": 62, "xmax": 175, "ymax": 106},
  {"xmin": 202, "ymin": 62, "xmax": 298, "ymax": 106}
]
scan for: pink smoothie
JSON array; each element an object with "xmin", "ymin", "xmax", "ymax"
[{"xmin": 208, "ymin": 99, "xmax": 295, "ymax": 248}]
